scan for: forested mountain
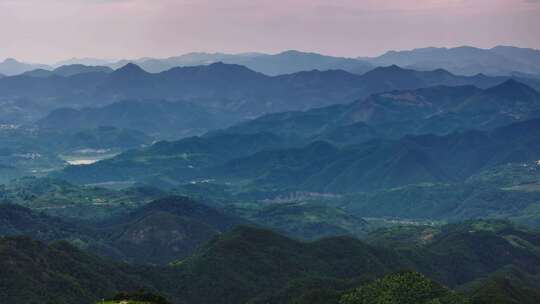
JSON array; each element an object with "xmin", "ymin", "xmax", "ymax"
[
  {"xmin": 0, "ymin": 236, "xmax": 156, "ymax": 304},
  {"xmin": 0, "ymin": 126, "xmax": 152, "ymax": 183},
  {"xmin": 1, "ymin": 221, "xmax": 539, "ymax": 304},
  {"xmin": 3, "ymin": 46, "xmax": 540, "ymax": 304},
  {"xmin": 56, "ymin": 117, "xmax": 540, "ymax": 192},
  {"xmin": 3, "ymin": 0, "xmax": 540, "ymax": 299},
  {"xmin": 216, "ymin": 118, "xmax": 540, "ymax": 192},
  {"xmin": 55, "ymin": 132, "xmax": 290, "ymax": 185},
  {"xmin": 0, "ymin": 196, "xmax": 245, "ymax": 265}
]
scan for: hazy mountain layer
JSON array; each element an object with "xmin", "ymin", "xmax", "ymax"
[
  {"xmin": 225, "ymin": 79, "xmax": 540, "ymax": 144},
  {"xmin": 364, "ymin": 45, "xmax": 540, "ymax": 76},
  {"xmin": 2, "ymin": 62, "xmax": 538, "ymax": 129}
]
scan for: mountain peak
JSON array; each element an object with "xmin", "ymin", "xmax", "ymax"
[
  {"xmin": 431, "ymin": 68, "xmax": 453, "ymax": 76},
  {"xmin": 498, "ymin": 78, "xmax": 521, "ymax": 86},
  {"xmin": 201, "ymin": 61, "xmax": 264, "ymax": 77},
  {"xmin": 489, "ymin": 78, "xmax": 531, "ymax": 91},
  {"xmin": 109, "ymin": 63, "xmax": 149, "ymax": 80},
  {"xmin": 278, "ymin": 50, "xmax": 304, "ymax": 55},
  {"xmin": 485, "ymin": 78, "xmax": 540, "ymax": 99},
  {"xmin": 115, "ymin": 62, "xmax": 147, "ymax": 74},
  {"xmin": 2, "ymin": 58, "xmax": 20, "ymax": 64},
  {"xmin": 374, "ymin": 65, "xmax": 406, "ymax": 72},
  {"xmin": 363, "ymin": 64, "xmax": 410, "ymax": 77}
]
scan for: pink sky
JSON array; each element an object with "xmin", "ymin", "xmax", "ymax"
[{"xmin": 0, "ymin": 0, "xmax": 539, "ymax": 63}]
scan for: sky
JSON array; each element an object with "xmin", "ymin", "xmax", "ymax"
[{"xmin": 0, "ymin": 0, "xmax": 539, "ymax": 63}]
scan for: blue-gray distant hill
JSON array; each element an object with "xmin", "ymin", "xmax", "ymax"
[
  {"xmin": 6, "ymin": 46, "xmax": 540, "ymax": 77},
  {"xmin": 107, "ymin": 50, "xmax": 374, "ymax": 75},
  {"xmin": 22, "ymin": 64, "xmax": 113, "ymax": 78},
  {"xmin": 38, "ymin": 100, "xmax": 240, "ymax": 139},
  {"xmin": 364, "ymin": 45, "xmax": 540, "ymax": 76},
  {"xmin": 74, "ymin": 46, "xmax": 540, "ymax": 77},
  {"xmin": 0, "ymin": 58, "xmax": 51, "ymax": 76}
]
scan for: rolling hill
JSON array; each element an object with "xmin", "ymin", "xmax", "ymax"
[
  {"xmin": 55, "ymin": 131, "xmax": 289, "ymax": 185},
  {"xmin": 1, "ymin": 221, "xmax": 539, "ymax": 304},
  {"xmin": 0, "ymin": 196, "xmax": 246, "ymax": 265},
  {"xmin": 0, "ymin": 236, "xmax": 160, "ymax": 304},
  {"xmin": 55, "ymin": 117, "xmax": 540, "ymax": 192},
  {"xmin": 216, "ymin": 118, "xmax": 540, "ymax": 193},
  {"xmin": 100, "ymin": 196, "xmax": 246, "ymax": 264}
]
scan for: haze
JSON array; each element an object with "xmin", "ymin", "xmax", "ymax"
[{"xmin": 1, "ymin": 0, "xmax": 539, "ymax": 63}]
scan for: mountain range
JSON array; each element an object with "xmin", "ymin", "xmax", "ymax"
[
  {"xmin": 2, "ymin": 51, "xmax": 373, "ymax": 76},
  {"xmin": 4, "ymin": 45, "xmax": 540, "ymax": 77},
  {"xmin": 109, "ymin": 50, "xmax": 375, "ymax": 76},
  {"xmin": 224, "ymin": 79, "xmax": 540, "ymax": 144},
  {"xmin": 53, "ymin": 81, "xmax": 540, "ymax": 191},
  {"xmin": 3, "ymin": 45, "xmax": 540, "ymax": 304},
  {"xmin": 214, "ymin": 118, "xmax": 540, "ymax": 193},
  {"xmin": 57, "ymin": 117, "xmax": 540, "ymax": 192},
  {"xmin": 3, "ymin": 62, "xmax": 537, "ymax": 132},
  {"xmin": 1, "ymin": 219, "xmax": 538, "ymax": 304},
  {"xmin": 22, "ymin": 64, "xmax": 113, "ymax": 78},
  {"xmin": 365, "ymin": 45, "xmax": 540, "ymax": 76}
]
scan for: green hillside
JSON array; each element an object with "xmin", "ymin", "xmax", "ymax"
[{"xmin": 1, "ymin": 221, "xmax": 540, "ymax": 304}]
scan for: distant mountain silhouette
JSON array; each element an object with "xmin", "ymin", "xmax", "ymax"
[
  {"xmin": 365, "ymin": 45, "xmax": 540, "ymax": 76},
  {"xmin": 231, "ymin": 50, "xmax": 374, "ymax": 76},
  {"xmin": 54, "ymin": 57, "xmax": 115, "ymax": 67},
  {"xmin": 22, "ymin": 64, "xmax": 112, "ymax": 78},
  {"xmin": 7, "ymin": 46, "xmax": 540, "ymax": 77},
  {"xmin": 53, "ymin": 64, "xmax": 113, "ymax": 76},
  {"xmin": 75, "ymin": 46, "xmax": 540, "ymax": 77},
  {"xmin": 21, "ymin": 68, "xmax": 54, "ymax": 78},
  {"xmin": 0, "ymin": 58, "xmax": 51, "ymax": 76},
  {"xmin": 106, "ymin": 50, "xmax": 373, "ymax": 75}
]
